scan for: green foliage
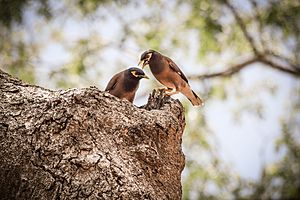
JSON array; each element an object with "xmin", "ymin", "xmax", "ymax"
[
  {"xmin": 0, "ymin": 0, "xmax": 51, "ymax": 27},
  {"xmin": 230, "ymin": 88, "xmax": 300, "ymax": 199},
  {"xmin": 233, "ymin": 121, "xmax": 300, "ymax": 199},
  {"xmin": 182, "ymin": 101, "xmax": 236, "ymax": 199},
  {"xmin": 75, "ymin": 0, "xmax": 111, "ymax": 14},
  {"xmin": 0, "ymin": 30, "xmax": 37, "ymax": 84},
  {"xmin": 0, "ymin": 0, "xmax": 29, "ymax": 27},
  {"xmin": 209, "ymin": 82, "xmax": 227, "ymax": 100},
  {"xmin": 50, "ymin": 37, "xmax": 105, "ymax": 88},
  {"xmin": 264, "ymin": 0, "xmax": 300, "ymax": 37},
  {"xmin": 185, "ymin": 0, "xmax": 223, "ymax": 58},
  {"xmin": 144, "ymin": 30, "xmax": 166, "ymax": 50}
]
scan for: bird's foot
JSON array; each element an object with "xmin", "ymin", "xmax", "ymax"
[
  {"xmin": 156, "ymin": 87, "xmax": 168, "ymax": 90},
  {"xmin": 164, "ymin": 88, "xmax": 178, "ymax": 96},
  {"xmin": 155, "ymin": 87, "xmax": 171, "ymax": 92}
]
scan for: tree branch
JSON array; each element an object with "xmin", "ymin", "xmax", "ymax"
[
  {"xmin": 265, "ymin": 50, "xmax": 300, "ymax": 71},
  {"xmin": 223, "ymin": 0, "xmax": 260, "ymax": 55},
  {"xmin": 188, "ymin": 57, "xmax": 258, "ymax": 80},
  {"xmin": 259, "ymin": 56, "xmax": 300, "ymax": 77},
  {"xmin": 188, "ymin": 55, "xmax": 300, "ymax": 80},
  {"xmin": 249, "ymin": 0, "xmax": 267, "ymax": 51},
  {"xmin": 220, "ymin": 0, "xmax": 300, "ymax": 79}
]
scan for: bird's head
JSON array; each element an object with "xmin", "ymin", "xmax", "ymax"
[
  {"xmin": 128, "ymin": 67, "xmax": 149, "ymax": 79},
  {"xmin": 138, "ymin": 49, "xmax": 155, "ymax": 69}
]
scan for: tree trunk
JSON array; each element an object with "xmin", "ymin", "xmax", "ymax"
[{"xmin": 0, "ymin": 69, "xmax": 185, "ymax": 200}]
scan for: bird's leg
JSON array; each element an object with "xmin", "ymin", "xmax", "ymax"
[
  {"xmin": 154, "ymin": 87, "xmax": 167, "ymax": 93},
  {"xmin": 165, "ymin": 88, "xmax": 178, "ymax": 96},
  {"xmin": 163, "ymin": 87, "xmax": 172, "ymax": 92},
  {"xmin": 155, "ymin": 87, "xmax": 171, "ymax": 92},
  {"xmin": 156, "ymin": 86, "xmax": 168, "ymax": 90}
]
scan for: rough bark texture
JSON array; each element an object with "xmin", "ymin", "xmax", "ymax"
[{"xmin": 0, "ymin": 69, "xmax": 185, "ymax": 200}]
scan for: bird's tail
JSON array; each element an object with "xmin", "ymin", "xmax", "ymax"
[{"xmin": 181, "ymin": 87, "xmax": 204, "ymax": 106}]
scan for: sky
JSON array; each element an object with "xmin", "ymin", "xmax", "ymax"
[
  {"xmin": 19, "ymin": 0, "xmax": 299, "ymax": 183},
  {"xmin": 206, "ymin": 64, "xmax": 294, "ymax": 179}
]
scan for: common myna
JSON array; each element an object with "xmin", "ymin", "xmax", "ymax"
[
  {"xmin": 138, "ymin": 49, "xmax": 204, "ymax": 106},
  {"xmin": 105, "ymin": 67, "xmax": 149, "ymax": 103}
]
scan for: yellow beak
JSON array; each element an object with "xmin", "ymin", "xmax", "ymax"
[
  {"xmin": 138, "ymin": 60, "xmax": 148, "ymax": 69},
  {"xmin": 142, "ymin": 75, "xmax": 149, "ymax": 79},
  {"xmin": 138, "ymin": 60, "xmax": 143, "ymax": 67}
]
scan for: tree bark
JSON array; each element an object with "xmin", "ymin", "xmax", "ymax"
[{"xmin": 0, "ymin": 69, "xmax": 185, "ymax": 200}]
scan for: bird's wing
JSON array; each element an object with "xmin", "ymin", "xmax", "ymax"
[
  {"xmin": 166, "ymin": 57, "xmax": 189, "ymax": 83},
  {"xmin": 105, "ymin": 72, "xmax": 122, "ymax": 92}
]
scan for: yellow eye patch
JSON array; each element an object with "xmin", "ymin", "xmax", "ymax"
[{"xmin": 131, "ymin": 71, "xmax": 138, "ymax": 77}]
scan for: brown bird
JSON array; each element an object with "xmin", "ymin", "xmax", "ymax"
[
  {"xmin": 138, "ymin": 49, "xmax": 204, "ymax": 106},
  {"xmin": 105, "ymin": 67, "xmax": 149, "ymax": 103}
]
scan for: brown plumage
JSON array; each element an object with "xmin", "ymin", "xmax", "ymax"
[
  {"xmin": 105, "ymin": 67, "xmax": 148, "ymax": 103},
  {"xmin": 139, "ymin": 49, "xmax": 204, "ymax": 106}
]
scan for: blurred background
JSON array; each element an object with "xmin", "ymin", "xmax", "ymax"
[{"xmin": 1, "ymin": 0, "xmax": 299, "ymax": 199}]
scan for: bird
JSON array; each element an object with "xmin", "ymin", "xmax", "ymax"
[
  {"xmin": 138, "ymin": 49, "xmax": 204, "ymax": 106},
  {"xmin": 105, "ymin": 67, "xmax": 149, "ymax": 103}
]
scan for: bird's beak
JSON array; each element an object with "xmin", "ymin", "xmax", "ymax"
[
  {"xmin": 138, "ymin": 60, "xmax": 143, "ymax": 67},
  {"xmin": 142, "ymin": 74, "xmax": 149, "ymax": 79},
  {"xmin": 142, "ymin": 61, "xmax": 148, "ymax": 69},
  {"xmin": 138, "ymin": 60, "xmax": 148, "ymax": 69}
]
